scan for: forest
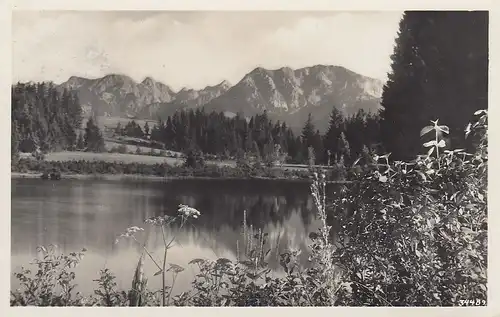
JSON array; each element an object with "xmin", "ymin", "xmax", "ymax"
[
  {"xmin": 116, "ymin": 108, "xmax": 381, "ymax": 166},
  {"xmin": 11, "ymin": 82, "xmax": 82, "ymax": 154}
]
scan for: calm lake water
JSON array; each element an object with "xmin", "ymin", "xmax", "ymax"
[{"xmin": 11, "ymin": 178, "xmax": 325, "ymax": 296}]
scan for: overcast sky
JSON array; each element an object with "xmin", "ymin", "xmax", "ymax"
[{"xmin": 12, "ymin": 11, "xmax": 403, "ymax": 91}]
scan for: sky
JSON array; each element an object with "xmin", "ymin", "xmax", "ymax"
[{"xmin": 12, "ymin": 11, "xmax": 403, "ymax": 91}]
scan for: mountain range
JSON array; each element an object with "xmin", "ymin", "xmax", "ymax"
[{"xmin": 58, "ymin": 65, "xmax": 384, "ymax": 132}]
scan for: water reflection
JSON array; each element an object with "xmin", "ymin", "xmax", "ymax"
[{"xmin": 11, "ymin": 178, "xmax": 324, "ymax": 295}]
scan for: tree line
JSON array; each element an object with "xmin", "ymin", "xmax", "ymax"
[{"xmin": 115, "ymin": 108, "xmax": 381, "ymax": 166}]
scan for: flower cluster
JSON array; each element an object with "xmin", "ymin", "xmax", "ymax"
[
  {"xmin": 145, "ymin": 215, "xmax": 174, "ymax": 226},
  {"xmin": 114, "ymin": 226, "xmax": 144, "ymax": 244},
  {"xmin": 178, "ymin": 204, "xmax": 201, "ymax": 219}
]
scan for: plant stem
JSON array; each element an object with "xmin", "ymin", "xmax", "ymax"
[
  {"xmin": 166, "ymin": 273, "xmax": 177, "ymax": 306},
  {"xmin": 132, "ymin": 236, "xmax": 162, "ymax": 271},
  {"xmin": 161, "ymin": 226, "xmax": 167, "ymax": 307}
]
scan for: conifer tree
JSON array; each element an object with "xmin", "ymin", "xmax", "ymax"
[
  {"xmin": 301, "ymin": 114, "xmax": 316, "ymax": 146},
  {"xmin": 380, "ymin": 11, "xmax": 488, "ymax": 160},
  {"xmin": 84, "ymin": 117, "xmax": 105, "ymax": 152},
  {"xmin": 324, "ymin": 107, "xmax": 344, "ymax": 156}
]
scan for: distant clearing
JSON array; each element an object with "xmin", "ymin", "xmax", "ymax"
[
  {"xmin": 40, "ymin": 151, "xmax": 236, "ymax": 167},
  {"xmin": 103, "ymin": 140, "xmax": 182, "ymax": 156},
  {"xmin": 44, "ymin": 152, "xmax": 181, "ymax": 165},
  {"xmin": 21, "ymin": 150, "xmax": 325, "ymax": 171},
  {"xmin": 82, "ymin": 116, "xmax": 156, "ymax": 129}
]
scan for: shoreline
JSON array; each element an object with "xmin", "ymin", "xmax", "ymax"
[
  {"xmin": 10, "ymin": 171, "xmax": 310, "ymax": 183},
  {"xmin": 10, "ymin": 172, "xmax": 352, "ymax": 184}
]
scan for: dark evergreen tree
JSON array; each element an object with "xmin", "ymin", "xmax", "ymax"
[
  {"xmin": 301, "ymin": 113, "xmax": 316, "ymax": 160},
  {"xmin": 115, "ymin": 122, "xmax": 122, "ymax": 135},
  {"xmin": 380, "ymin": 11, "xmax": 488, "ymax": 161},
  {"xmin": 311, "ymin": 130, "xmax": 325, "ymax": 164},
  {"xmin": 301, "ymin": 114, "xmax": 315, "ymax": 146},
  {"xmin": 183, "ymin": 147, "xmax": 205, "ymax": 169},
  {"xmin": 324, "ymin": 107, "xmax": 345, "ymax": 159},
  {"xmin": 84, "ymin": 117, "xmax": 105, "ymax": 152}
]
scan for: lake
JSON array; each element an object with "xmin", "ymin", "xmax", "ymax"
[{"xmin": 11, "ymin": 178, "xmax": 325, "ymax": 296}]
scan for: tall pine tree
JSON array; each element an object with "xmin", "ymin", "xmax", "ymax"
[
  {"xmin": 380, "ymin": 11, "xmax": 488, "ymax": 161},
  {"xmin": 84, "ymin": 117, "xmax": 105, "ymax": 152},
  {"xmin": 324, "ymin": 107, "xmax": 344, "ymax": 159},
  {"xmin": 301, "ymin": 113, "xmax": 316, "ymax": 161}
]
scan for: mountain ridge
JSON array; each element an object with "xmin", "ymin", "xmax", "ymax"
[{"xmin": 57, "ymin": 65, "xmax": 384, "ymax": 132}]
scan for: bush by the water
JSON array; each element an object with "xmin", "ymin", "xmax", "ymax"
[{"xmin": 11, "ymin": 110, "xmax": 487, "ymax": 306}]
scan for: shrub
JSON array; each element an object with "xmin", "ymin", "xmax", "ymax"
[
  {"xmin": 117, "ymin": 144, "xmax": 128, "ymax": 154},
  {"xmin": 183, "ymin": 148, "xmax": 205, "ymax": 169},
  {"xmin": 331, "ymin": 111, "xmax": 488, "ymax": 306},
  {"xmin": 11, "ymin": 245, "xmax": 87, "ymax": 306}
]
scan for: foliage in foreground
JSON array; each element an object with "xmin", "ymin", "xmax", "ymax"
[{"xmin": 11, "ymin": 111, "xmax": 487, "ymax": 306}]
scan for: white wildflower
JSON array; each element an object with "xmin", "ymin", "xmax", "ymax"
[
  {"xmin": 115, "ymin": 226, "xmax": 144, "ymax": 244},
  {"xmin": 145, "ymin": 215, "xmax": 173, "ymax": 226},
  {"xmin": 178, "ymin": 204, "xmax": 201, "ymax": 219}
]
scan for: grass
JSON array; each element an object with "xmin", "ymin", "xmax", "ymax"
[
  {"xmin": 103, "ymin": 140, "xmax": 178, "ymax": 156},
  {"xmin": 82, "ymin": 116, "xmax": 157, "ymax": 132},
  {"xmin": 29, "ymin": 150, "xmax": 319, "ymax": 172},
  {"xmin": 45, "ymin": 151, "xmax": 181, "ymax": 165},
  {"xmin": 42, "ymin": 151, "xmax": 237, "ymax": 167}
]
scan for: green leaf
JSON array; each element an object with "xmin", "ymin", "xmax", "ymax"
[
  {"xmin": 423, "ymin": 140, "xmax": 437, "ymax": 148},
  {"xmin": 427, "ymin": 146, "xmax": 435, "ymax": 156},
  {"xmin": 416, "ymin": 171, "xmax": 427, "ymax": 181},
  {"xmin": 352, "ymin": 157, "xmax": 361, "ymax": 167},
  {"xmin": 465, "ymin": 123, "xmax": 472, "ymax": 136},
  {"xmin": 168, "ymin": 263, "xmax": 185, "ymax": 273},
  {"xmin": 461, "ymin": 227, "xmax": 474, "ymax": 234},
  {"xmin": 188, "ymin": 258, "xmax": 205, "ymax": 265},
  {"xmin": 216, "ymin": 258, "xmax": 232, "ymax": 265},
  {"xmin": 420, "ymin": 126, "xmax": 434, "ymax": 137},
  {"xmin": 379, "ymin": 175, "xmax": 388, "ymax": 183},
  {"xmin": 437, "ymin": 140, "xmax": 446, "ymax": 148},
  {"xmin": 438, "ymin": 125, "xmax": 450, "ymax": 134}
]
